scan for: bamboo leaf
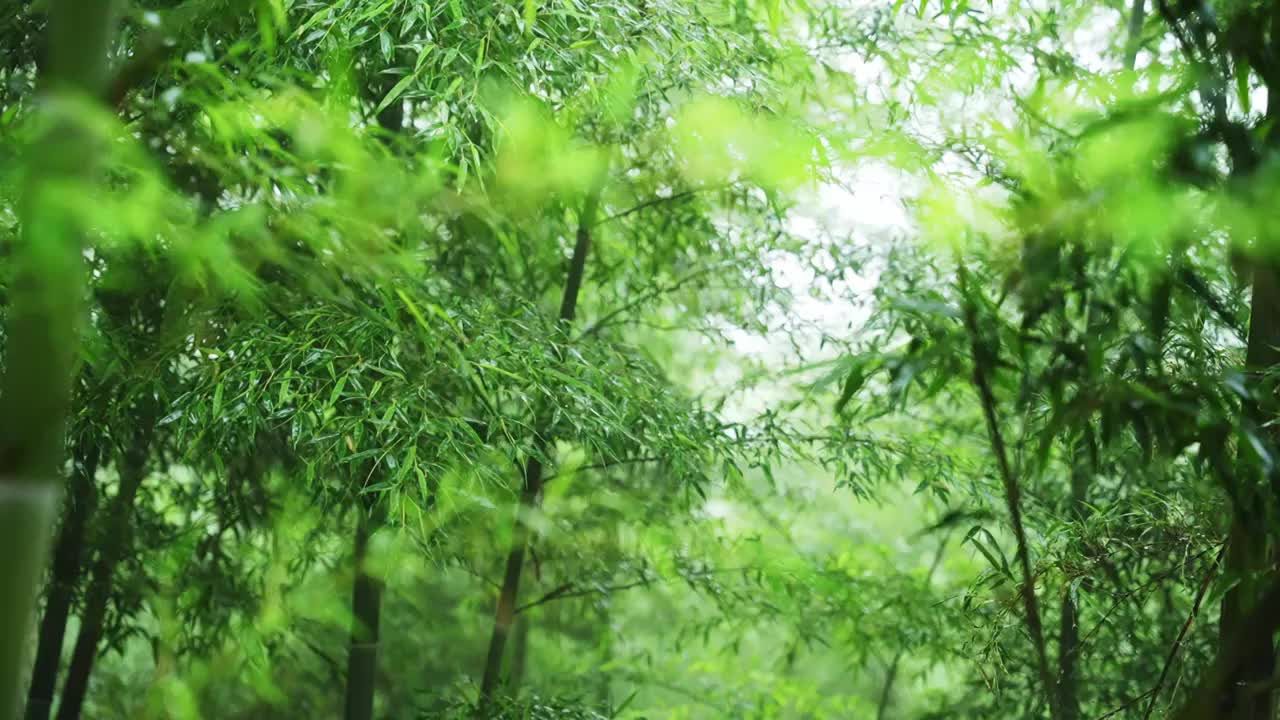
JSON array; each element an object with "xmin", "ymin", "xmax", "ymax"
[{"xmin": 374, "ymin": 72, "xmax": 418, "ymax": 116}]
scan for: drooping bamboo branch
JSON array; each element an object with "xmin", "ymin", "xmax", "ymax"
[
  {"xmin": 957, "ymin": 263, "xmax": 1060, "ymax": 720},
  {"xmin": 1141, "ymin": 546, "xmax": 1225, "ymax": 720},
  {"xmin": 590, "ymin": 184, "xmax": 727, "ymax": 228},
  {"xmin": 575, "ymin": 263, "xmax": 728, "ymax": 341},
  {"xmin": 514, "ymin": 567, "xmax": 750, "ymax": 615}
]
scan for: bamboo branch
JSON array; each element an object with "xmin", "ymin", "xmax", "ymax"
[
  {"xmin": 576, "ymin": 263, "xmax": 728, "ymax": 341},
  {"xmin": 1098, "ymin": 688, "xmax": 1158, "ymax": 720},
  {"xmin": 957, "ymin": 263, "xmax": 1060, "ymax": 720},
  {"xmin": 1078, "ymin": 542, "xmax": 1223, "ymax": 651},
  {"xmin": 1140, "ymin": 545, "xmax": 1225, "ymax": 720},
  {"xmin": 1169, "ymin": 573, "xmax": 1280, "ymax": 720},
  {"xmin": 540, "ymin": 456, "xmax": 662, "ymax": 485},
  {"xmin": 591, "ymin": 188, "xmax": 705, "ymax": 227},
  {"xmin": 514, "ymin": 567, "xmax": 753, "ymax": 615}
]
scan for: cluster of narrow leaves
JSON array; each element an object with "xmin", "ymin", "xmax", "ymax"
[{"xmin": 169, "ymin": 284, "xmax": 734, "ymax": 502}]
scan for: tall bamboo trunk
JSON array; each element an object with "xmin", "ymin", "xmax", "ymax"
[
  {"xmin": 1219, "ymin": 263, "xmax": 1280, "ymax": 720},
  {"xmin": 343, "ymin": 504, "xmax": 383, "ymax": 720},
  {"xmin": 477, "ymin": 459, "xmax": 544, "ymax": 710},
  {"xmin": 0, "ymin": 4, "xmax": 117, "ymax": 717},
  {"xmin": 53, "ymin": 443, "xmax": 149, "ymax": 720},
  {"xmin": 508, "ymin": 613, "xmax": 529, "ymax": 694},
  {"xmin": 336, "ymin": 84, "xmax": 402, "ymax": 720},
  {"xmin": 1215, "ymin": 66, "xmax": 1280, "ymax": 720},
  {"xmin": 24, "ymin": 440, "xmax": 100, "ymax": 720},
  {"xmin": 475, "ymin": 188, "xmax": 601, "ymax": 716}
]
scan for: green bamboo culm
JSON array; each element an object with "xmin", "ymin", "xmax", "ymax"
[{"xmin": 0, "ymin": 2, "xmax": 117, "ymax": 718}]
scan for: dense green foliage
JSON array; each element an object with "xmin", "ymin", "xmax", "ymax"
[{"xmin": 5, "ymin": 0, "xmax": 1280, "ymax": 718}]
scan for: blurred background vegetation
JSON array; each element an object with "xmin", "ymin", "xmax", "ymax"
[{"xmin": 2, "ymin": 0, "xmax": 1280, "ymax": 718}]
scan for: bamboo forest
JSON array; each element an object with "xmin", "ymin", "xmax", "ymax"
[{"xmin": 8, "ymin": 0, "xmax": 1280, "ymax": 718}]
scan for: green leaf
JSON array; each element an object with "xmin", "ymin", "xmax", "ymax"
[
  {"xmin": 379, "ymin": 30, "xmax": 393, "ymax": 62},
  {"xmin": 766, "ymin": 0, "xmax": 782, "ymax": 34},
  {"xmin": 834, "ymin": 359, "xmax": 870, "ymax": 413},
  {"xmin": 414, "ymin": 44, "xmax": 434, "ymax": 72},
  {"xmin": 257, "ymin": 9, "xmax": 277, "ymax": 51},
  {"xmin": 325, "ymin": 375, "xmax": 349, "ymax": 412},
  {"xmin": 966, "ymin": 526, "xmax": 1014, "ymax": 582},
  {"xmin": 374, "ymin": 72, "xmax": 418, "ymax": 117},
  {"xmin": 524, "ymin": 0, "xmax": 537, "ymax": 34},
  {"xmin": 354, "ymin": 0, "xmax": 396, "ymax": 24},
  {"xmin": 394, "ymin": 445, "xmax": 416, "ymax": 487},
  {"xmin": 291, "ymin": 6, "xmax": 333, "ymax": 40}
]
